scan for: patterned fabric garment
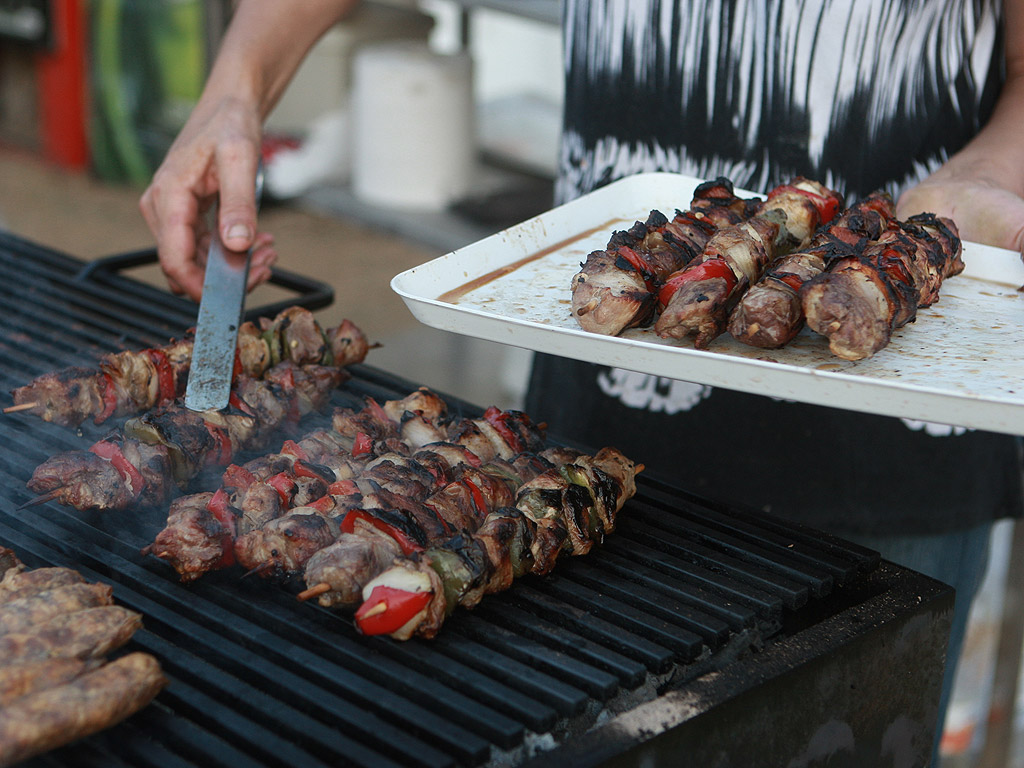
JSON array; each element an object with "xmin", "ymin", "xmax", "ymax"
[
  {"xmin": 559, "ymin": 0, "xmax": 1003, "ymax": 203},
  {"xmin": 526, "ymin": 0, "xmax": 1024, "ymax": 535}
]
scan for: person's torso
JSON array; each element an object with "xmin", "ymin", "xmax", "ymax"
[{"xmin": 560, "ymin": 0, "xmax": 1004, "ymax": 203}]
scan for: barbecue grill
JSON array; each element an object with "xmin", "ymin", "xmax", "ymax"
[{"xmin": 0, "ymin": 230, "xmax": 952, "ymax": 768}]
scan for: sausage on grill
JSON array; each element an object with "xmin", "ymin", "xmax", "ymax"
[{"xmin": 0, "ymin": 653, "xmax": 166, "ymax": 768}]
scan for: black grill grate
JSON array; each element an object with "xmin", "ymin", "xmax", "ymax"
[{"xmin": 0, "ymin": 233, "xmax": 881, "ymax": 767}]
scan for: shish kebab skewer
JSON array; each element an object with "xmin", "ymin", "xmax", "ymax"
[
  {"xmin": 5, "ymin": 306, "xmax": 360, "ymax": 428},
  {"xmin": 801, "ymin": 212, "xmax": 963, "ymax": 360},
  {"xmin": 143, "ymin": 387, "xmax": 462, "ymax": 581},
  {"xmin": 654, "ymin": 178, "xmax": 843, "ymax": 348},
  {"xmin": 144, "ymin": 388, "xmax": 552, "ymax": 586},
  {"xmin": 236, "ymin": 422, "xmax": 560, "ymax": 585},
  {"xmin": 291, "ymin": 446, "xmax": 581, "ymax": 608},
  {"xmin": 24, "ymin": 319, "xmax": 368, "ymax": 512},
  {"xmin": 727, "ymin": 191, "xmax": 898, "ymax": 349},
  {"xmin": 570, "ymin": 177, "xmax": 761, "ymax": 336},
  {"xmin": 353, "ymin": 447, "xmax": 640, "ymax": 640}
]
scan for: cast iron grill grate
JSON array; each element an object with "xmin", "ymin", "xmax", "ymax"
[{"xmin": 0, "ymin": 233, "xmax": 880, "ymax": 767}]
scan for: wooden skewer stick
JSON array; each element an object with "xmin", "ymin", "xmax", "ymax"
[
  {"xmin": 17, "ymin": 488, "xmax": 63, "ymax": 510},
  {"xmin": 296, "ymin": 582, "xmax": 332, "ymax": 602},
  {"xmin": 242, "ymin": 562, "xmax": 276, "ymax": 579},
  {"xmin": 3, "ymin": 402, "xmax": 38, "ymax": 415}
]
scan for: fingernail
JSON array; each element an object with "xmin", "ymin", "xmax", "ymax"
[{"xmin": 225, "ymin": 224, "xmax": 252, "ymax": 242}]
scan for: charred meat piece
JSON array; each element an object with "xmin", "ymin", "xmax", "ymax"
[
  {"xmin": 570, "ymin": 178, "xmax": 757, "ymax": 336},
  {"xmin": 146, "ymin": 389, "xmax": 461, "ymax": 581},
  {"xmin": 142, "ymin": 492, "xmax": 236, "ymax": 582},
  {"xmin": 801, "ymin": 213, "xmax": 963, "ymax": 360},
  {"xmin": 728, "ymin": 191, "xmax": 897, "ymax": 348}
]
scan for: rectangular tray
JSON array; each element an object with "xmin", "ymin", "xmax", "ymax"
[{"xmin": 391, "ymin": 172, "xmax": 1024, "ymax": 436}]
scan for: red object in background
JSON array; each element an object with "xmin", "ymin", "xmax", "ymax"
[{"xmin": 36, "ymin": 0, "xmax": 88, "ymax": 169}]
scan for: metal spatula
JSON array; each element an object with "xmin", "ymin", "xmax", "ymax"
[{"xmin": 184, "ymin": 163, "xmax": 265, "ymax": 412}]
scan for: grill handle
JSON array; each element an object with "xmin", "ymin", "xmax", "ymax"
[{"xmin": 75, "ymin": 248, "xmax": 335, "ymax": 320}]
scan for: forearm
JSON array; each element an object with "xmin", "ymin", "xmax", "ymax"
[
  {"xmin": 196, "ymin": 0, "xmax": 358, "ymax": 122},
  {"xmin": 929, "ymin": 0, "xmax": 1024, "ymax": 192}
]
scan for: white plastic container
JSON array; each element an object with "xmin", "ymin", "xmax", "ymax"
[{"xmin": 350, "ymin": 40, "xmax": 474, "ymax": 211}]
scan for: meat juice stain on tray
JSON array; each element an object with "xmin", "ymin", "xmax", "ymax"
[{"xmin": 438, "ymin": 218, "xmax": 629, "ymax": 304}]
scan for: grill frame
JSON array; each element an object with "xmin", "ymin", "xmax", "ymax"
[{"xmin": 0, "ymin": 232, "xmax": 948, "ymax": 767}]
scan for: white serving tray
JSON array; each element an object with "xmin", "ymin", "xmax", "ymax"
[{"xmin": 391, "ymin": 172, "xmax": 1024, "ymax": 436}]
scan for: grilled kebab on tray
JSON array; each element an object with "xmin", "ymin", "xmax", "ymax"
[{"xmin": 570, "ymin": 175, "xmax": 963, "ymax": 360}]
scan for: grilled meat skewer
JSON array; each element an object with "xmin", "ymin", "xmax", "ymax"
[
  {"xmin": 296, "ymin": 447, "xmax": 576, "ymax": 608},
  {"xmin": 801, "ymin": 212, "xmax": 963, "ymax": 360},
  {"xmin": 570, "ymin": 177, "xmax": 759, "ymax": 336},
  {"xmin": 727, "ymin": 191, "xmax": 897, "ymax": 348},
  {"xmin": 655, "ymin": 178, "xmax": 842, "ymax": 348},
  {"xmin": 145, "ymin": 390, "xmax": 549, "ymax": 584},
  {"xmin": 353, "ymin": 447, "xmax": 640, "ymax": 640},
  {"xmin": 26, "ymin": 360, "xmax": 351, "ymax": 512},
  {"xmin": 8, "ymin": 307, "xmax": 367, "ymax": 428},
  {"xmin": 144, "ymin": 388, "xmax": 459, "ymax": 581}
]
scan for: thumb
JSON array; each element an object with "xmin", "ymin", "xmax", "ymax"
[{"xmin": 216, "ymin": 155, "xmax": 260, "ymax": 252}]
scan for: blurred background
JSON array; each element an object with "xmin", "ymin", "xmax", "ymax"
[{"xmin": 0, "ymin": 2, "xmax": 1022, "ymax": 765}]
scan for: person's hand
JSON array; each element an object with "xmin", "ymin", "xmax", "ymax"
[
  {"xmin": 139, "ymin": 97, "xmax": 277, "ymax": 302},
  {"xmin": 897, "ymin": 170, "xmax": 1024, "ymax": 261}
]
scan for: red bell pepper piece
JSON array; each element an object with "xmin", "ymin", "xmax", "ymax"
[
  {"xmin": 95, "ymin": 373, "xmax": 119, "ymax": 424},
  {"xmin": 768, "ymin": 184, "xmax": 841, "ymax": 225},
  {"xmin": 205, "ymin": 488, "xmax": 238, "ymax": 568},
  {"xmin": 292, "ymin": 460, "xmax": 331, "ymax": 482},
  {"xmin": 266, "ymin": 472, "xmax": 296, "ymax": 505},
  {"xmin": 89, "ymin": 439, "xmax": 146, "ymax": 498},
  {"xmin": 228, "ymin": 391, "xmax": 255, "ymax": 416},
  {"xmin": 146, "ymin": 348, "xmax": 177, "ymax": 404},
  {"xmin": 203, "ymin": 422, "xmax": 233, "ymax": 467},
  {"xmin": 280, "ymin": 439, "xmax": 309, "ymax": 460},
  {"xmin": 460, "ymin": 478, "xmax": 488, "ymax": 521},
  {"xmin": 483, "ymin": 406, "xmax": 523, "ymax": 453},
  {"xmin": 222, "ymin": 463, "xmax": 258, "ymax": 492},
  {"xmin": 658, "ymin": 258, "xmax": 738, "ymax": 308},
  {"xmin": 775, "ymin": 273, "xmax": 805, "ymax": 293},
  {"xmin": 355, "ymin": 584, "xmax": 432, "ymax": 636},
  {"xmin": 351, "ymin": 432, "xmax": 373, "ymax": 457},
  {"xmin": 365, "ymin": 397, "xmax": 391, "ymax": 426},
  {"xmin": 306, "ymin": 494, "xmax": 336, "ymax": 514},
  {"xmin": 614, "ymin": 246, "xmax": 657, "ymax": 293},
  {"xmin": 340, "ymin": 509, "xmax": 423, "ymax": 555},
  {"xmin": 327, "ymin": 479, "xmax": 359, "ymax": 496}
]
